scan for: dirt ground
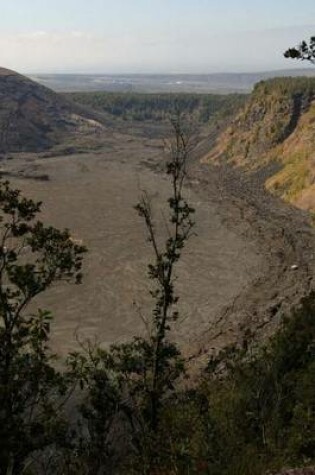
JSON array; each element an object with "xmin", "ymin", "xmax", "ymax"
[{"xmin": 2, "ymin": 121, "xmax": 315, "ymax": 361}]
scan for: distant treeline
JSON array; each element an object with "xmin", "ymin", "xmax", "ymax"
[
  {"xmin": 64, "ymin": 91, "xmax": 247, "ymax": 123},
  {"xmin": 253, "ymin": 76, "xmax": 315, "ymax": 97}
]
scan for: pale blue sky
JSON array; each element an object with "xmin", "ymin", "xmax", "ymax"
[{"xmin": 1, "ymin": 0, "xmax": 314, "ymax": 73}]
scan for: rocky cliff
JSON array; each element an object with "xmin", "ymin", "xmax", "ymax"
[{"xmin": 203, "ymin": 77, "xmax": 315, "ymax": 211}]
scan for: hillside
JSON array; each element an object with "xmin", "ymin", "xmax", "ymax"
[
  {"xmin": 0, "ymin": 67, "xmax": 104, "ymax": 153},
  {"xmin": 203, "ymin": 77, "xmax": 315, "ymax": 211}
]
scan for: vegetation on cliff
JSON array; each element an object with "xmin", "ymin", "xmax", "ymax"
[{"xmin": 204, "ymin": 77, "xmax": 315, "ymax": 211}]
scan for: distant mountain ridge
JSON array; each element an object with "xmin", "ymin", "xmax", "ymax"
[{"xmin": 203, "ymin": 76, "xmax": 315, "ymax": 212}]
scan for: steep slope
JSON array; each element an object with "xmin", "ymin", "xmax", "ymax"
[
  {"xmin": 0, "ymin": 67, "xmax": 104, "ymax": 153},
  {"xmin": 265, "ymin": 102, "xmax": 315, "ymax": 209},
  {"xmin": 203, "ymin": 77, "xmax": 315, "ymax": 211}
]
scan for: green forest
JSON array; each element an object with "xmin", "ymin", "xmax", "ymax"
[{"xmin": 65, "ymin": 91, "xmax": 247, "ymax": 123}]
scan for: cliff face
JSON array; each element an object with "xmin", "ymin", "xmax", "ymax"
[
  {"xmin": 203, "ymin": 77, "xmax": 315, "ymax": 211},
  {"xmin": 265, "ymin": 101, "xmax": 315, "ymax": 208}
]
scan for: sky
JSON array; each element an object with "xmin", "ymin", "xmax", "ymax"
[{"xmin": 0, "ymin": 0, "xmax": 315, "ymax": 74}]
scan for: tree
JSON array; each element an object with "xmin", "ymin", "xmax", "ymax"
[
  {"xmin": 0, "ymin": 180, "xmax": 86, "ymax": 475},
  {"xmin": 71, "ymin": 114, "xmax": 195, "ymax": 474},
  {"xmin": 284, "ymin": 36, "xmax": 315, "ymax": 63},
  {"xmin": 133, "ymin": 112, "xmax": 195, "ymax": 432}
]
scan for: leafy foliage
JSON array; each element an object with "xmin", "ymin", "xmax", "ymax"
[
  {"xmin": 284, "ymin": 37, "xmax": 315, "ymax": 63},
  {"xmin": 0, "ymin": 180, "xmax": 86, "ymax": 475},
  {"xmin": 156, "ymin": 292, "xmax": 315, "ymax": 475}
]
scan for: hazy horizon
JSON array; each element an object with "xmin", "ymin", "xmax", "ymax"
[
  {"xmin": 1, "ymin": 1, "xmax": 314, "ymax": 74},
  {"xmin": 27, "ymin": 67, "xmax": 315, "ymax": 76}
]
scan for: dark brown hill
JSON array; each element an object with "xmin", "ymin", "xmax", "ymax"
[{"xmin": 0, "ymin": 67, "xmax": 104, "ymax": 153}]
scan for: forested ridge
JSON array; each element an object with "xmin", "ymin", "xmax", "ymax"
[{"xmin": 64, "ymin": 91, "xmax": 247, "ymax": 123}]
